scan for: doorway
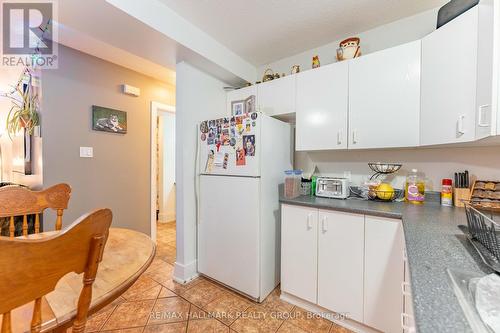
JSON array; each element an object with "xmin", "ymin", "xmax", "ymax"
[{"xmin": 150, "ymin": 101, "xmax": 176, "ymax": 264}]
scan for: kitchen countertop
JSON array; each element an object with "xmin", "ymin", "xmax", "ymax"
[{"xmin": 279, "ymin": 194, "xmax": 494, "ymax": 333}]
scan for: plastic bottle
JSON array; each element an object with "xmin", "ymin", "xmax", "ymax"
[
  {"xmin": 311, "ymin": 176, "xmax": 317, "ymax": 196},
  {"xmin": 441, "ymin": 179, "xmax": 453, "ymax": 206},
  {"xmin": 405, "ymin": 169, "xmax": 425, "ymax": 204}
]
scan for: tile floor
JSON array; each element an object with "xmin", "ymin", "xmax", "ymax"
[{"xmin": 83, "ymin": 222, "xmax": 353, "ymax": 333}]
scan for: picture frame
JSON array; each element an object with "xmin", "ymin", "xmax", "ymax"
[
  {"xmin": 245, "ymin": 95, "xmax": 256, "ymax": 114},
  {"xmin": 92, "ymin": 105, "xmax": 127, "ymax": 134},
  {"xmin": 231, "ymin": 100, "xmax": 245, "ymax": 116}
]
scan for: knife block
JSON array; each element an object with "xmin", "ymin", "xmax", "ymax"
[{"xmin": 453, "ymin": 188, "xmax": 471, "ymax": 207}]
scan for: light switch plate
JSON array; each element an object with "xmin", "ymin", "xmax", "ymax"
[{"xmin": 80, "ymin": 147, "xmax": 93, "ymax": 158}]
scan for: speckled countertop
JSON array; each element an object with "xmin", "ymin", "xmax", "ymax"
[{"xmin": 279, "ymin": 194, "xmax": 494, "ymax": 333}]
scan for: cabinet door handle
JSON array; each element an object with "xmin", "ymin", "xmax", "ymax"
[
  {"xmin": 402, "ymin": 281, "xmax": 412, "ymax": 297},
  {"xmin": 306, "ymin": 213, "xmax": 313, "ymax": 230},
  {"xmin": 337, "ymin": 129, "xmax": 342, "ymax": 145},
  {"xmin": 352, "ymin": 129, "xmax": 358, "ymax": 144},
  {"xmin": 478, "ymin": 104, "xmax": 491, "ymax": 127},
  {"xmin": 321, "ymin": 216, "xmax": 328, "ymax": 233},
  {"xmin": 401, "ymin": 313, "xmax": 414, "ymax": 331},
  {"xmin": 457, "ymin": 115, "xmax": 465, "ymax": 135}
]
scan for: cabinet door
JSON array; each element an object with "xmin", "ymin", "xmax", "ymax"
[
  {"xmin": 296, "ymin": 63, "xmax": 349, "ymax": 151},
  {"xmin": 403, "ymin": 248, "xmax": 416, "ymax": 333},
  {"xmin": 364, "ymin": 216, "xmax": 404, "ymax": 333},
  {"xmin": 317, "ymin": 210, "xmax": 364, "ymax": 322},
  {"xmin": 420, "ymin": 8, "xmax": 478, "ymax": 145},
  {"xmin": 257, "ymin": 76, "xmax": 295, "ymax": 116},
  {"xmin": 227, "ymin": 86, "xmax": 257, "ymax": 115},
  {"xmin": 281, "ymin": 204, "xmax": 318, "ymax": 304},
  {"xmin": 349, "ymin": 40, "xmax": 421, "ymax": 149}
]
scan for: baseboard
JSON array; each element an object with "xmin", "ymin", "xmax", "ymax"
[
  {"xmin": 280, "ymin": 292, "xmax": 380, "ymax": 333},
  {"xmin": 173, "ymin": 260, "xmax": 199, "ymax": 284}
]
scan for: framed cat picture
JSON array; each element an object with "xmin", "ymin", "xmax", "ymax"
[{"xmin": 92, "ymin": 105, "xmax": 127, "ymax": 134}]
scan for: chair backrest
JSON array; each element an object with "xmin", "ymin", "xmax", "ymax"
[
  {"xmin": 0, "ymin": 208, "xmax": 112, "ymax": 333},
  {"xmin": 0, "ymin": 184, "xmax": 71, "ymax": 237}
]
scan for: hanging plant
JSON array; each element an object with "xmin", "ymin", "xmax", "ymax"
[{"xmin": 2, "ymin": 67, "xmax": 40, "ymax": 140}]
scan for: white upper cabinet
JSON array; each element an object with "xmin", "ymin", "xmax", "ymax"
[
  {"xmin": 257, "ymin": 75, "xmax": 296, "ymax": 117},
  {"xmin": 296, "ymin": 62, "xmax": 349, "ymax": 151},
  {"xmin": 421, "ymin": 4, "xmax": 494, "ymax": 146},
  {"xmin": 349, "ymin": 40, "xmax": 421, "ymax": 149},
  {"xmin": 226, "ymin": 86, "xmax": 257, "ymax": 116}
]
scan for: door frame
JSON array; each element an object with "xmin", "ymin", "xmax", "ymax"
[{"xmin": 150, "ymin": 101, "xmax": 176, "ymax": 242}]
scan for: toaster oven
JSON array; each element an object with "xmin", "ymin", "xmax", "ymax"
[{"xmin": 315, "ymin": 177, "xmax": 349, "ymax": 199}]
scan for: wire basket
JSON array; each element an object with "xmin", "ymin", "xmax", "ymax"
[
  {"xmin": 350, "ymin": 186, "xmax": 404, "ymax": 202},
  {"xmin": 368, "ymin": 163, "xmax": 402, "ymax": 180},
  {"xmin": 462, "ymin": 203, "xmax": 500, "ymax": 273}
]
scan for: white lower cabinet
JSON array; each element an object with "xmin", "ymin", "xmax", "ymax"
[
  {"xmin": 364, "ymin": 216, "xmax": 405, "ymax": 333},
  {"xmin": 318, "ymin": 210, "xmax": 364, "ymax": 322},
  {"xmin": 281, "ymin": 204, "xmax": 318, "ymax": 304},
  {"xmin": 281, "ymin": 204, "xmax": 406, "ymax": 332}
]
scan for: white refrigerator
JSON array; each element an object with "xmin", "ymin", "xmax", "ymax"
[{"xmin": 197, "ymin": 112, "xmax": 291, "ymax": 302}]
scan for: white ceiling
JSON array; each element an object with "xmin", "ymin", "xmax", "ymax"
[
  {"xmin": 55, "ymin": 0, "xmax": 252, "ymax": 86},
  {"xmin": 159, "ymin": 0, "xmax": 446, "ymax": 66}
]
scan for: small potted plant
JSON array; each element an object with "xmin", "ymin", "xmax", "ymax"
[{"xmin": 2, "ymin": 67, "xmax": 40, "ymax": 140}]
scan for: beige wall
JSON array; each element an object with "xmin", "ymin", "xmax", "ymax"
[
  {"xmin": 296, "ymin": 146, "xmax": 500, "ymax": 192},
  {"xmin": 42, "ymin": 45, "xmax": 175, "ymax": 234}
]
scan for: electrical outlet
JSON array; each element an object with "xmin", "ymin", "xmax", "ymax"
[{"xmin": 80, "ymin": 147, "xmax": 93, "ymax": 158}]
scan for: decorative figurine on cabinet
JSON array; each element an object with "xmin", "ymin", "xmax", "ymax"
[
  {"xmin": 336, "ymin": 37, "xmax": 361, "ymax": 61},
  {"xmin": 312, "ymin": 55, "xmax": 320, "ymax": 69}
]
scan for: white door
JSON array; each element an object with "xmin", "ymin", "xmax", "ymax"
[
  {"xmin": 420, "ymin": 8, "xmax": 478, "ymax": 145},
  {"xmin": 364, "ymin": 216, "xmax": 404, "ymax": 333},
  {"xmin": 349, "ymin": 40, "xmax": 421, "ymax": 149},
  {"xmin": 281, "ymin": 204, "xmax": 318, "ymax": 303},
  {"xmin": 198, "ymin": 175, "xmax": 260, "ymax": 298},
  {"xmin": 257, "ymin": 76, "xmax": 296, "ymax": 117},
  {"xmin": 227, "ymin": 86, "xmax": 257, "ymax": 115},
  {"xmin": 296, "ymin": 62, "xmax": 349, "ymax": 151},
  {"xmin": 317, "ymin": 210, "xmax": 364, "ymax": 322}
]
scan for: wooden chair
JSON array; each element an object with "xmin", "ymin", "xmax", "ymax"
[
  {"xmin": 0, "ymin": 208, "xmax": 112, "ymax": 333},
  {"xmin": 0, "ymin": 184, "xmax": 71, "ymax": 237}
]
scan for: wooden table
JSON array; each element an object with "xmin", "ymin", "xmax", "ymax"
[{"xmin": 3, "ymin": 228, "xmax": 156, "ymax": 332}]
